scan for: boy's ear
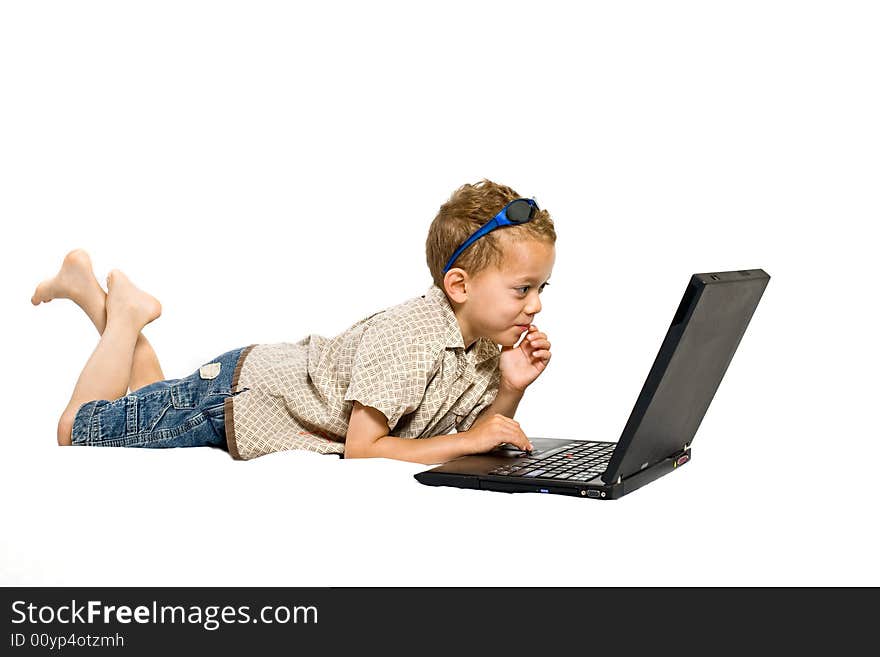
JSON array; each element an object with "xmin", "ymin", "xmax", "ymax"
[{"xmin": 443, "ymin": 268, "xmax": 470, "ymax": 303}]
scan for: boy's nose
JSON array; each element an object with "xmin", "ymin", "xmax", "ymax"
[{"xmin": 525, "ymin": 295, "xmax": 542, "ymax": 315}]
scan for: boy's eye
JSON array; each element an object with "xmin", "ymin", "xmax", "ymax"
[{"xmin": 516, "ymin": 283, "xmax": 549, "ymax": 294}]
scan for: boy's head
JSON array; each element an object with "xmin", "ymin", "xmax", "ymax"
[{"xmin": 425, "ymin": 179, "xmax": 557, "ymax": 348}]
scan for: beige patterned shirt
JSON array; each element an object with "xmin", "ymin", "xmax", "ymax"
[{"xmin": 223, "ymin": 285, "xmax": 502, "ymax": 460}]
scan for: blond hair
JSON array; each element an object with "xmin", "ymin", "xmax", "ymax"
[{"xmin": 425, "ymin": 178, "xmax": 556, "ymax": 288}]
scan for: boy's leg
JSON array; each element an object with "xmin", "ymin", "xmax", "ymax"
[
  {"xmin": 56, "ymin": 269, "xmax": 162, "ymax": 445},
  {"xmin": 31, "ymin": 249, "xmax": 164, "ymax": 392}
]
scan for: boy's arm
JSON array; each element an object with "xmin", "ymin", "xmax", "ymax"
[{"xmin": 345, "ymin": 401, "xmax": 530, "ymax": 465}]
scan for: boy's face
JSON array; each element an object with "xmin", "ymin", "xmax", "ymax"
[{"xmin": 449, "ymin": 237, "xmax": 556, "ymax": 348}]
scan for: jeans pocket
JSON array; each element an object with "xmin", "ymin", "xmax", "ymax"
[{"xmin": 139, "ymin": 389, "xmax": 174, "ymax": 433}]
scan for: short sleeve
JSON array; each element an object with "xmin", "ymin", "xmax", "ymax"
[{"xmin": 343, "ymin": 320, "xmax": 433, "ymax": 430}]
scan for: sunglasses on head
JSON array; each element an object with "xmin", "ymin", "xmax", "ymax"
[{"xmin": 442, "ymin": 197, "xmax": 539, "ymax": 274}]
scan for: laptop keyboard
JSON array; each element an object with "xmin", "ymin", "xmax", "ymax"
[{"xmin": 487, "ymin": 441, "xmax": 615, "ymax": 482}]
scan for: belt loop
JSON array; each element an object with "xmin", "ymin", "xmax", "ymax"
[{"xmin": 125, "ymin": 395, "xmax": 138, "ymax": 436}]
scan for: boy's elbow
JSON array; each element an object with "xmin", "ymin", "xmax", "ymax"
[
  {"xmin": 343, "ymin": 442, "xmax": 368, "ymax": 459},
  {"xmin": 343, "ymin": 437, "xmax": 386, "ymax": 459}
]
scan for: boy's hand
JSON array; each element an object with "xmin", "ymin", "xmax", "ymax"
[
  {"xmin": 461, "ymin": 414, "xmax": 533, "ymax": 454},
  {"xmin": 498, "ymin": 325, "xmax": 552, "ymax": 393}
]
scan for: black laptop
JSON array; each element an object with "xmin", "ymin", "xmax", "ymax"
[{"xmin": 415, "ymin": 269, "xmax": 770, "ymax": 500}]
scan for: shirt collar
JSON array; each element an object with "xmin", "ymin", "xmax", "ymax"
[{"xmin": 424, "ymin": 285, "xmax": 500, "ymax": 365}]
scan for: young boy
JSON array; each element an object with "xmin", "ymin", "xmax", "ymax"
[{"xmin": 34, "ymin": 179, "xmax": 556, "ymax": 465}]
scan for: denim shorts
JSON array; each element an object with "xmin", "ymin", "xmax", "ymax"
[{"xmin": 71, "ymin": 347, "xmax": 247, "ymax": 450}]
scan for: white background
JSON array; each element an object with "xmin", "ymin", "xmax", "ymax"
[{"xmin": 1, "ymin": 1, "xmax": 878, "ymax": 586}]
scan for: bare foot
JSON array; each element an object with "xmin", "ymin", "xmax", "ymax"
[
  {"xmin": 105, "ymin": 270, "xmax": 162, "ymax": 329},
  {"xmin": 31, "ymin": 248, "xmax": 105, "ymax": 308}
]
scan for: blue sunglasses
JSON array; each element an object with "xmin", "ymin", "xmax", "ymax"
[{"xmin": 442, "ymin": 197, "xmax": 539, "ymax": 274}]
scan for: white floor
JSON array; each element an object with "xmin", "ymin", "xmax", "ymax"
[{"xmin": 3, "ymin": 427, "xmax": 878, "ymax": 587}]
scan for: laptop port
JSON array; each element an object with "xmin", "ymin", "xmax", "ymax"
[{"xmin": 586, "ymin": 490, "xmax": 601, "ymax": 498}]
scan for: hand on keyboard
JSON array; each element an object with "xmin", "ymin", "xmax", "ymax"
[{"xmin": 461, "ymin": 414, "xmax": 533, "ymax": 455}]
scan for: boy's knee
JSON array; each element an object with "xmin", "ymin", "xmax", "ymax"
[{"xmin": 57, "ymin": 411, "xmax": 77, "ymax": 446}]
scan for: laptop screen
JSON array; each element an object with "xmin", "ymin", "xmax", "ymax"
[{"xmin": 602, "ymin": 270, "xmax": 770, "ymax": 485}]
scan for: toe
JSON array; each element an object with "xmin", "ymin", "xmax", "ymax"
[{"xmin": 31, "ymin": 281, "xmax": 51, "ymax": 305}]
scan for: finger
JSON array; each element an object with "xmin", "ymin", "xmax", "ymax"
[{"xmin": 511, "ymin": 434, "xmax": 533, "ymax": 451}]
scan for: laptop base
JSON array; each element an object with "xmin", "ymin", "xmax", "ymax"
[{"xmin": 414, "ymin": 438, "xmax": 692, "ymax": 500}]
